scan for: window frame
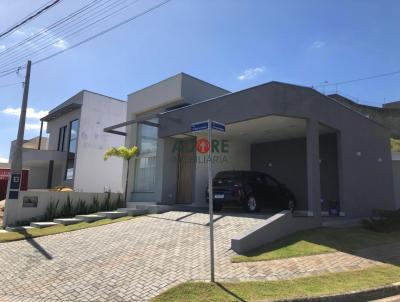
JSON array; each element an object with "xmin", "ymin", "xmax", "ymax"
[{"xmin": 64, "ymin": 119, "xmax": 79, "ymax": 181}]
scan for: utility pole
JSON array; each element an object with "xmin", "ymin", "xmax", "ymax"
[{"xmin": 3, "ymin": 60, "xmax": 32, "ymax": 227}]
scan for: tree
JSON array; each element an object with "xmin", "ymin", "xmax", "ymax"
[
  {"xmin": 104, "ymin": 146, "xmax": 139, "ymax": 204},
  {"xmin": 391, "ymin": 138, "xmax": 400, "ymax": 152}
]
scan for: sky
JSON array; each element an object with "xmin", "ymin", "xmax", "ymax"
[{"xmin": 0, "ymin": 0, "xmax": 399, "ymax": 162}]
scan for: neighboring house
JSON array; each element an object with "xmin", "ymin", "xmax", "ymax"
[
  {"xmin": 105, "ymin": 73, "xmax": 396, "ymax": 218},
  {"xmin": 10, "ymin": 90, "xmax": 126, "ymax": 192},
  {"xmin": 328, "ymin": 94, "xmax": 400, "ymax": 139}
]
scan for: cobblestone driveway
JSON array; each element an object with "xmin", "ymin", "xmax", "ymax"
[{"xmin": 0, "ymin": 211, "xmax": 393, "ymax": 302}]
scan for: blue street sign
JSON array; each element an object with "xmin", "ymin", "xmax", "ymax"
[
  {"xmin": 191, "ymin": 121, "xmax": 209, "ymax": 132},
  {"xmin": 212, "ymin": 121, "xmax": 225, "ymax": 132},
  {"xmin": 191, "ymin": 120, "xmax": 226, "ymax": 133}
]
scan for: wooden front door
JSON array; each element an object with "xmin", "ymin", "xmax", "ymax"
[{"xmin": 176, "ymin": 138, "xmax": 195, "ymax": 204}]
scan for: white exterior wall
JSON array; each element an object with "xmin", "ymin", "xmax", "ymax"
[
  {"xmin": 193, "ymin": 136, "xmax": 251, "ymax": 205},
  {"xmin": 4, "ymin": 191, "xmax": 121, "ymax": 226},
  {"xmin": 73, "ymin": 92, "xmax": 126, "ymax": 193}
]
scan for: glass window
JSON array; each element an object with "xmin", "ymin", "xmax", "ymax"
[
  {"xmin": 68, "ymin": 120, "xmax": 79, "ymax": 153},
  {"xmin": 134, "ymin": 157, "xmax": 156, "ymax": 192},
  {"xmin": 133, "ymin": 120, "xmax": 158, "ymax": 192},
  {"xmin": 65, "ymin": 119, "xmax": 79, "ymax": 180},
  {"xmin": 57, "ymin": 126, "xmax": 66, "ymax": 151},
  {"xmin": 137, "ymin": 123, "xmax": 157, "ymax": 155}
]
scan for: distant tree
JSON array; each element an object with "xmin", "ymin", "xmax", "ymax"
[
  {"xmin": 104, "ymin": 146, "xmax": 139, "ymax": 204},
  {"xmin": 391, "ymin": 138, "xmax": 400, "ymax": 152}
]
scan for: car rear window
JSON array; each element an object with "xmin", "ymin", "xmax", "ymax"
[{"xmin": 215, "ymin": 172, "xmax": 241, "ymax": 179}]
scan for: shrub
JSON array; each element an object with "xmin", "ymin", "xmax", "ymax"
[
  {"xmin": 89, "ymin": 195, "xmax": 100, "ymax": 213},
  {"xmin": 44, "ymin": 200, "xmax": 59, "ymax": 221},
  {"xmin": 59, "ymin": 194, "xmax": 74, "ymax": 217},
  {"xmin": 75, "ymin": 199, "xmax": 88, "ymax": 215},
  {"xmin": 363, "ymin": 209, "xmax": 400, "ymax": 233},
  {"xmin": 116, "ymin": 193, "xmax": 124, "ymax": 208}
]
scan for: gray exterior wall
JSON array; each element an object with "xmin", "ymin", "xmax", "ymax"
[
  {"xmin": 124, "ymin": 73, "xmax": 229, "ymax": 203},
  {"xmin": 393, "ymin": 152, "xmax": 400, "ymax": 209},
  {"xmin": 251, "ymin": 134, "xmax": 339, "ymax": 212},
  {"xmin": 159, "ymin": 82, "xmax": 395, "ymax": 218}
]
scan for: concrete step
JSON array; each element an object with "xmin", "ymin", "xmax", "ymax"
[
  {"xmin": 5, "ymin": 226, "xmax": 35, "ymax": 232},
  {"xmin": 75, "ymin": 214, "xmax": 104, "ymax": 222},
  {"xmin": 30, "ymin": 222, "xmax": 59, "ymax": 228},
  {"xmin": 53, "ymin": 218, "xmax": 84, "ymax": 226},
  {"xmin": 117, "ymin": 208, "xmax": 148, "ymax": 216},
  {"xmin": 97, "ymin": 211, "xmax": 128, "ymax": 219},
  {"xmin": 126, "ymin": 202, "xmax": 156, "ymax": 209},
  {"xmin": 135, "ymin": 204, "xmax": 172, "ymax": 214}
]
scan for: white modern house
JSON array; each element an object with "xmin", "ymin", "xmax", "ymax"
[{"xmin": 10, "ymin": 90, "xmax": 127, "ymax": 193}]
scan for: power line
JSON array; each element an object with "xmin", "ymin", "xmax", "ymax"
[
  {"xmin": 0, "ymin": 81, "xmax": 23, "ymax": 88},
  {"xmin": 0, "ymin": 0, "xmax": 172, "ymax": 78},
  {"xmin": 0, "ymin": 0, "xmax": 62, "ymax": 40},
  {"xmin": 0, "ymin": 0, "xmax": 135, "ymax": 69},
  {"xmin": 315, "ymin": 69, "xmax": 400, "ymax": 88}
]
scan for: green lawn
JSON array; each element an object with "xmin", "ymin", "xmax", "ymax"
[
  {"xmin": 232, "ymin": 227, "xmax": 400, "ymax": 263},
  {"xmin": 0, "ymin": 216, "xmax": 134, "ymax": 243},
  {"xmin": 152, "ymin": 265, "xmax": 400, "ymax": 302}
]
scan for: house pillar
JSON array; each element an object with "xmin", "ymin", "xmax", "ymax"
[{"xmin": 306, "ymin": 119, "xmax": 321, "ymax": 218}]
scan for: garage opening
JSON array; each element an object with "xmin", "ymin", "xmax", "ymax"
[{"xmin": 174, "ymin": 115, "xmax": 341, "ymax": 215}]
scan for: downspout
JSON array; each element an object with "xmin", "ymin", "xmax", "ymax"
[{"xmin": 38, "ymin": 120, "xmax": 44, "ymax": 150}]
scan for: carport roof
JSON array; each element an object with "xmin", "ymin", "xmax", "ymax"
[{"xmin": 158, "ymin": 81, "xmax": 388, "ymax": 138}]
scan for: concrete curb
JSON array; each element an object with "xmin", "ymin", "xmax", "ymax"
[{"xmin": 274, "ymin": 283, "xmax": 400, "ymax": 302}]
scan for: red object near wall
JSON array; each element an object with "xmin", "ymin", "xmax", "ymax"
[{"xmin": 0, "ymin": 169, "xmax": 29, "ymax": 200}]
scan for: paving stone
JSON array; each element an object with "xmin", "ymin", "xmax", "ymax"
[{"xmin": 0, "ymin": 211, "xmax": 397, "ymax": 302}]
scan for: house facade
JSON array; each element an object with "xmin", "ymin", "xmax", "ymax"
[
  {"xmin": 11, "ymin": 90, "xmax": 127, "ymax": 193},
  {"xmin": 105, "ymin": 73, "xmax": 397, "ymax": 218}
]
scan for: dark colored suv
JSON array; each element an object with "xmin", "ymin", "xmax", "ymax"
[{"xmin": 205, "ymin": 170, "xmax": 296, "ymax": 212}]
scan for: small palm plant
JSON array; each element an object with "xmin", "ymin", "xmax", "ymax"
[{"xmin": 104, "ymin": 146, "xmax": 139, "ymax": 203}]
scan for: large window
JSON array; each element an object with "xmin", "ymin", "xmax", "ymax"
[
  {"xmin": 134, "ymin": 121, "xmax": 158, "ymax": 192},
  {"xmin": 65, "ymin": 119, "xmax": 79, "ymax": 180},
  {"xmin": 57, "ymin": 126, "xmax": 67, "ymax": 151}
]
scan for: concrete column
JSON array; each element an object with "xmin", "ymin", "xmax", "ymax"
[{"xmin": 306, "ymin": 119, "xmax": 321, "ymax": 218}]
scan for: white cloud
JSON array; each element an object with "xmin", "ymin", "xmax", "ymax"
[
  {"xmin": 26, "ymin": 122, "xmax": 47, "ymax": 131},
  {"xmin": 1, "ymin": 107, "xmax": 49, "ymax": 119},
  {"xmin": 0, "ymin": 157, "xmax": 8, "ymax": 163},
  {"xmin": 0, "ymin": 45, "xmax": 5, "ymax": 51},
  {"xmin": 237, "ymin": 66, "xmax": 266, "ymax": 81},
  {"xmin": 310, "ymin": 41, "xmax": 326, "ymax": 49},
  {"xmin": 53, "ymin": 39, "xmax": 69, "ymax": 49},
  {"xmin": 14, "ymin": 29, "xmax": 26, "ymax": 36}
]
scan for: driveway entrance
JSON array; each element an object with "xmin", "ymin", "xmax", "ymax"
[{"xmin": 0, "ymin": 211, "xmax": 387, "ymax": 302}]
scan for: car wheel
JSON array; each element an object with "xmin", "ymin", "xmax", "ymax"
[
  {"xmin": 245, "ymin": 196, "xmax": 258, "ymax": 212},
  {"xmin": 213, "ymin": 204, "xmax": 222, "ymax": 212}
]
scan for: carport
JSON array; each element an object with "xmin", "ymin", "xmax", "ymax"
[
  {"xmin": 164, "ymin": 114, "xmax": 340, "ymax": 217},
  {"xmin": 158, "ymin": 81, "xmax": 395, "ymax": 219}
]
